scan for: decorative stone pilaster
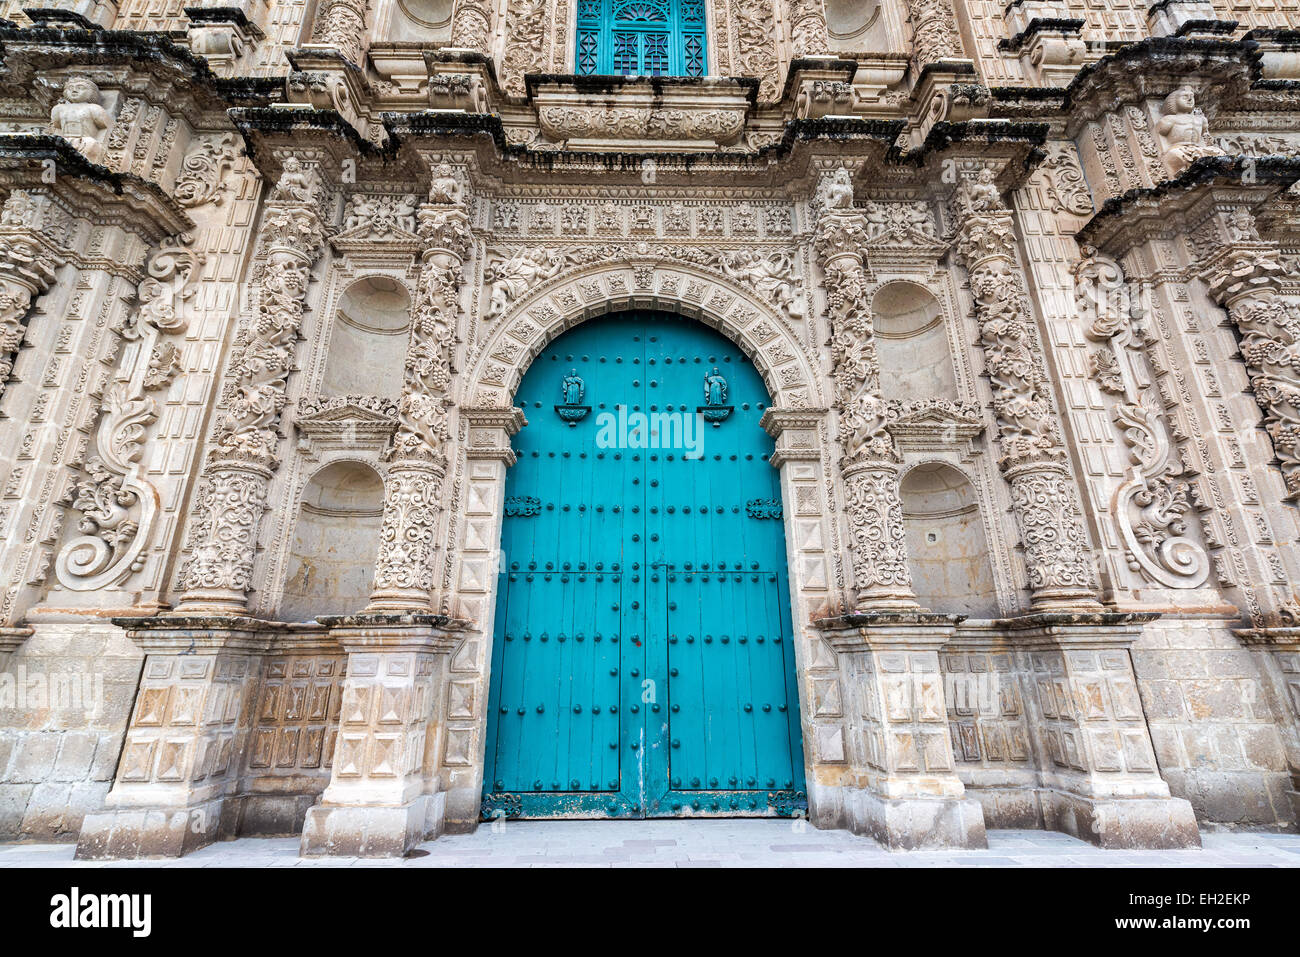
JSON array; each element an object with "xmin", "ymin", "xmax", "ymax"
[
  {"xmin": 1200, "ymin": 209, "xmax": 1300, "ymax": 501},
  {"xmin": 0, "ymin": 209, "xmax": 58, "ymax": 407},
  {"xmin": 309, "ymin": 0, "xmax": 370, "ymax": 64},
  {"xmin": 75, "ymin": 617, "xmax": 277, "ymax": 859},
  {"xmin": 367, "ymin": 165, "xmax": 470, "ymax": 612},
  {"xmin": 818, "ymin": 612, "xmax": 988, "ymax": 849},
  {"xmin": 56, "ymin": 240, "xmax": 204, "ymax": 594},
  {"xmin": 813, "ymin": 168, "xmax": 918, "ymax": 611},
  {"xmin": 300, "ymin": 615, "xmax": 464, "ymax": 857},
  {"xmin": 950, "ymin": 166, "xmax": 1100, "ymax": 609},
  {"xmin": 1002, "ymin": 613, "xmax": 1201, "ymax": 848},
  {"xmin": 177, "ymin": 158, "xmax": 328, "ymax": 612}
]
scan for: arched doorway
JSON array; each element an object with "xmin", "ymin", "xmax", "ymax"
[{"xmin": 484, "ymin": 310, "xmax": 805, "ymax": 817}]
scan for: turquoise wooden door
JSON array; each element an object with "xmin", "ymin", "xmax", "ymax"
[{"xmin": 483, "ymin": 310, "xmax": 805, "ymax": 819}]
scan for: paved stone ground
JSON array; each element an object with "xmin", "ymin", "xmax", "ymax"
[{"xmin": 1, "ymin": 821, "xmax": 1299, "ymax": 866}]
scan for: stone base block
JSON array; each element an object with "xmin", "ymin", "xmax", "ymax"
[
  {"xmin": 842, "ymin": 788, "xmax": 988, "ymax": 850},
  {"xmin": 1286, "ymin": 789, "xmax": 1300, "ymax": 824},
  {"xmin": 967, "ymin": 786, "xmax": 1044, "ymax": 830},
  {"xmin": 1041, "ymin": 790, "xmax": 1201, "ymax": 849},
  {"xmin": 233, "ymin": 793, "xmax": 321, "ymax": 837},
  {"xmin": 74, "ymin": 798, "xmax": 224, "ymax": 859},
  {"xmin": 299, "ymin": 794, "xmax": 437, "ymax": 857}
]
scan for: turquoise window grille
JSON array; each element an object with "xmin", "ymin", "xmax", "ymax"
[{"xmin": 576, "ymin": 0, "xmax": 707, "ymax": 77}]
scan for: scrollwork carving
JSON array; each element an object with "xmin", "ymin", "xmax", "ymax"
[
  {"xmin": 57, "ymin": 241, "xmax": 204, "ymax": 591},
  {"xmin": 174, "ymin": 134, "xmax": 238, "ymax": 209},
  {"xmin": 1075, "ymin": 247, "xmax": 1209, "ymax": 588}
]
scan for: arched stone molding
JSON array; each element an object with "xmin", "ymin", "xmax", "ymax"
[
  {"xmin": 441, "ymin": 260, "xmax": 853, "ymax": 830},
  {"xmin": 463, "ymin": 258, "xmax": 826, "ymax": 411}
]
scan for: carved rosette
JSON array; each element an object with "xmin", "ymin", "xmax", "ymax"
[
  {"xmin": 368, "ymin": 168, "xmax": 471, "ymax": 611},
  {"xmin": 177, "ymin": 162, "xmax": 328, "ymax": 610},
  {"xmin": 813, "ymin": 169, "xmax": 916, "ymax": 610},
  {"xmin": 1201, "ymin": 213, "xmax": 1300, "ymax": 500},
  {"xmin": 951, "ymin": 168, "xmax": 1099, "ymax": 606},
  {"xmin": 906, "ymin": 0, "xmax": 963, "ymax": 67},
  {"xmin": 311, "ymin": 0, "xmax": 370, "ymax": 64}
]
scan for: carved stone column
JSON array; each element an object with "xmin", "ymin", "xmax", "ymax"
[
  {"xmin": 1201, "ymin": 210, "xmax": 1300, "ymax": 501},
  {"xmin": 785, "ymin": 0, "xmax": 830, "ymax": 57},
  {"xmin": 176, "ymin": 159, "xmax": 328, "ymax": 612},
  {"xmin": 819, "ymin": 612, "xmax": 988, "ymax": 848},
  {"xmin": 75, "ymin": 617, "xmax": 276, "ymax": 859},
  {"xmin": 300, "ymin": 616, "xmax": 462, "ymax": 856},
  {"xmin": 450, "ymin": 0, "xmax": 495, "ymax": 52},
  {"xmin": 906, "ymin": 0, "xmax": 964, "ymax": 67},
  {"xmin": 0, "ymin": 225, "xmax": 57, "ymax": 407},
  {"xmin": 310, "ymin": 0, "xmax": 370, "ymax": 64},
  {"xmin": 367, "ymin": 165, "xmax": 470, "ymax": 612},
  {"xmin": 950, "ymin": 167, "xmax": 1100, "ymax": 609},
  {"xmin": 813, "ymin": 168, "xmax": 918, "ymax": 611}
]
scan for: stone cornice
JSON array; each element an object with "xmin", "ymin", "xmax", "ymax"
[
  {"xmin": 0, "ymin": 22, "xmax": 281, "ymax": 114},
  {"xmin": 1075, "ymin": 155, "xmax": 1300, "ymax": 255},
  {"xmin": 0, "ymin": 134, "xmax": 193, "ymax": 242},
  {"xmin": 1061, "ymin": 36, "xmax": 1258, "ymax": 132}
]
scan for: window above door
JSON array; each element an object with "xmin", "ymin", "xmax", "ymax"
[{"xmin": 576, "ymin": 0, "xmax": 707, "ymax": 77}]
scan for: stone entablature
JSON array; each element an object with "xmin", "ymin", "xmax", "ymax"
[{"xmin": 1, "ymin": 9, "xmax": 1300, "ymax": 856}]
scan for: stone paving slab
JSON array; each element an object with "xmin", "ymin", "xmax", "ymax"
[{"xmin": 0, "ymin": 821, "xmax": 1297, "ymax": 867}]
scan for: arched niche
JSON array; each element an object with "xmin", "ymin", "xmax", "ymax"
[
  {"xmin": 826, "ymin": 0, "xmax": 881, "ymax": 51},
  {"xmin": 900, "ymin": 462, "xmax": 999, "ymax": 618},
  {"xmin": 872, "ymin": 280, "xmax": 959, "ymax": 401},
  {"xmin": 381, "ymin": 0, "xmax": 453, "ymax": 41},
  {"xmin": 280, "ymin": 461, "xmax": 386, "ymax": 622},
  {"xmin": 320, "ymin": 276, "xmax": 410, "ymax": 399}
]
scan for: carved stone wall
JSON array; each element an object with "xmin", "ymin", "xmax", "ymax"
[{"xmin": 3, "ymin": 9, "xmax": 1300, "ymax": 855}]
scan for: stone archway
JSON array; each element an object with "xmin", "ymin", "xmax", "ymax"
[{"xmin": 439, "ymin": 259, "xmax": 854, "ymax": 830}]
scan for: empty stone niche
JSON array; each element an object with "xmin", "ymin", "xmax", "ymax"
[
  {"xmin": 280, "ymin": 461, "xmax": 386, "ymax": 622},
  {"xmin": 900, "ymin": 462, "xmax": 999, "ymax": 618},
  {"xmin": 872, "ymin": 280, "xmax": 959, "ymax": 401},
  {"xmin": 319, "ymin": 276, "xmax": 410, "ymax": 400},
  {"xmin": 381, "ymin": 0, "xmax": 453, "ymax": 42},
  {"xmin": 825, "ymin": 0, "xmax": 883, "ymax": 51}
]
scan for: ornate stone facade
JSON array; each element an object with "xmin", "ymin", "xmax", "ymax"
[{"xmin": 0, "ymin": 3, "xmax": 1298, "ymax": 858}]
